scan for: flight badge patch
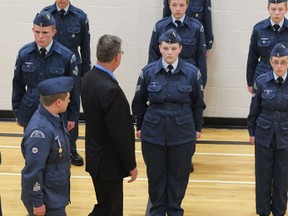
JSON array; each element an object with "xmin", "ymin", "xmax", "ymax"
[
  {"xmin": 197, "ymin": 70, "xmax": 202, "ymax": 80},
  {"xmin": 30, "ymin": 130, "xmax": 45, "ymax": 138},
  {"xmin": 33, "ymin": 182, "xmax": 41, "ymax": 192},
  {"xmin": 32, "ymin": 147, "xmax": 39, "ymax": 154}
]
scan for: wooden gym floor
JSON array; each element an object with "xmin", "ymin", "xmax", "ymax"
[{"xmin": 0, "ymin": 121, "xmax": 262, "ymax": 215}]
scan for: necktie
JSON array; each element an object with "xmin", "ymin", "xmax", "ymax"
[
  {"xmin": 167, "ymin": 65, "xmax": 173, "ymax": 75},
  {"xmin": 277, "ymin": 77, "xmax": 283, "ymax": 87},
  {"xmin": 175, "ymin": 20, "xmax": 181, "ymax": 28},
  {"xmin": 273, "ymin": 24, "xmax": 280, "ymax": 33},
  {"xmin": 40, "ymin": 48, "xmax": 46, "ymax": 58},
  {"xmin": 59, "ymin": 9, "xmax": 65, "ymax": 17}
]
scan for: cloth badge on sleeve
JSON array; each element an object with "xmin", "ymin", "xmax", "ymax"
[
  {"xmin": 32, "ymin": 147, "xmax": 39, "ymax": 154},
  {"xmin": 33, "ymin": 182, "xmax": 41, "ymax": 192},
  {"xmin": 30, "ymin": 130, "xmax": 45, "ymax": 138}
]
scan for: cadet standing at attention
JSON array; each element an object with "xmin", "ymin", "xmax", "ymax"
[
  {"xmin": 162, "ymin": 0, "xmax": 214, "ymax": 55},
  {"xmin": 42, "ymin": 0, "xmax": 91, "ymax": 166},
  {"xmin": 21, "ymin": 77, "xmax": 74, "ymax": 216},
  {"xmin": 12, "ymin": 11, "xmax": 79, "ymax": 132},
  {"xmin": 133, "ymin": 29, "xmax": 205, "ymax": 216},
  {"xmin": 148, "ymin": 0, "xmax": 207, "ymax": 88},
  {"xmin": 248, "ymin": 43, "xmax": 288, "ymax": 216},
  {"xmin": 246, "ymin": 0, "xmax": 288, "ymax": 93}
]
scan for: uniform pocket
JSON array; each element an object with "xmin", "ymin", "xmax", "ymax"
[
  {"xmin": 67, "ymin": 26, "xmax": 80, "ymax": 46},
  {"xmin": 256, "ymin": 116, "xmax": 272, "ymax": 129},
  {"xmin": 175, "ymin": 115, "xmax": 193, "ymax": 125},
  {"xmin": 144, "ymin": 113, "xmax": 160, "ymax": 124},
  {"xmin": 22, "ymin": 64, "xmax": 37, "ymax": 85},
  {"xmin": 189, "ymin": 6, "xmax": 203, "ymax": 20},
  {"xmin": 147, "ymin": 84, "xmax": 162, "ymax": 92},
  {"xmin": 48, "ymin": 67, "xmax": 65, "ymax": 77},
  {"xmin": 45, "ymin": 169, "xmax": 68, "ymax": 187},
  {"xmin": 181, "ymin": 39, "xmax": 196, "ymax": 59}
]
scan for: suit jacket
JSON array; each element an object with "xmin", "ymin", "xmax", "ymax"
[{"xmin": 81, "ymin": 66, "xmax": 136, "ymax": 180}]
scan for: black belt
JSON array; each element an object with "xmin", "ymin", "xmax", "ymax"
[
  {"xmin": 150, "ymin": 103, "xmax": 191, "ymax": 110},
  {"xmin": 262, "ymin": 109, "xmax": 288, "ymax": 119}
]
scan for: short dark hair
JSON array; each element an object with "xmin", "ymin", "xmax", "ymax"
[
  {"xmin": 40, "ymin": 92, "xmax": 67, "ymax": 106},
  {"xmin": 96, "ymin": 34, "xmax": 122, "ymax": 62}
]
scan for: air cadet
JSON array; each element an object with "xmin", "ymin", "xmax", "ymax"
[
  {"xmin": 247, "ymin": 43, "xmax": 288, "ymax": 216},
  {"xmin": 21, "ymin": 77, "xmax": 74, "ymax": 216},
  {"xmin": 246, "ymin": 0, "xmax": 288, "ymax": 93},
  {"xmin": 12, "ymin": 12, "xmax": 79, "ymax": 134},
  {"xmin": 148, "ymin": 0, "xmax": 207, "ymax": 87},
  {"xmin": 163, "ymin": 0, "xmax": 214, "ymax": 53},
  {"xmin": 132, "ymin": 29, "xmax": 205, "ymax": 216},
  {"xmin": 42, "ymin": 0, "xmax": 91, "ymax": 166}
]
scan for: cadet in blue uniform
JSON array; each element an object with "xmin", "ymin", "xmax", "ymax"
[
  {"xmin": 148, "ymin": 0, "xmax": 207, "ymax": 87},
  {"xmin": 21, "ymin": 77, "xmax": 74, "ymax": 216},
  {"xmin": 246, "ymin": 0, "xmax": 288, "ymax": 93},
  {"xmin": 247, "ymin": 43, "xmax": 288, "ymax": 216},
  {"xmin": 163, "ymin": 0, "xmax": 214, "ymax": 52},
  {"xmin": 12, "ymin": 12, "xmax": 79, "ymax": 132},
  {"xmin": 132, "ymin": 29, "xmax": 205, "ymax": 216},
  {"xmin": 42, "ymin": 0, "xmax": 91, "ymax": 166}
]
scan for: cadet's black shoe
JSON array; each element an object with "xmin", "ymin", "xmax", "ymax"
[
  {"xmin": 71, "ymin": 152, "xmax": 84, "ymax": 166},
  {"xmin": 190, "ymin": 163, "xmax": 194, "ymax": 173}
]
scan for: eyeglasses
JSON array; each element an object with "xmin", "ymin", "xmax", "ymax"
[{"xmin": 271, "ymin": 61, "xmax": 288, "ymax": 66}]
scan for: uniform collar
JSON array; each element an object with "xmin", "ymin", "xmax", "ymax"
[
  {"xmin": 38, "ymin": 104, "xmax": 63, "ymax": 128},
  {"xmin": 51, "ymin": 2, "xmax": 77, "ymax": 14},
  {"xmin": 270, "ymin": 18, "xmax": 285, "ymax": 29},
  {"xmin": 263, "ymin": 17, "xmax": 288, "ymax": 29},
  {"xmin": 273, "ymin": 71, "xmax": 287, "ymax": 82},
  {"xmin": 56, "ymin": 3, "xmax": 70, "ymax": 14},
  {"xmin": 162, "ymin": 58, "xmax": 179, "ymax": 74},
  {"xmin": 154, "ymin": 58, "xmax": 188, "ymax": 75},
  {"xmin": 171, "ymin": 15, "xmax": 185, "ymax": 27},
  {"xmin": 37, "ymin": 40, "xmax": 53, "ymax": 53}
]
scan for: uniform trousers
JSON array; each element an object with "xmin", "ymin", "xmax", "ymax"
[
  {"xmin": 255, "ymin": 137, "xmax": 288, "ymax": 216},
  {"xmin": 22, "ymin": 199, "xmax": 66, "ymax": 216},
  {"xmin": 142, "ymin": 141, "xmax": 193, "ymax": 216},
  {"xmin": 89, "ymin": 176, "xmax": 123, "ymax": 216}
]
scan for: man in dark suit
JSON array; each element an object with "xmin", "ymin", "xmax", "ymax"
[{"xmin": 81, "ymin": 34, "xmax": 138, "ymax": 216}]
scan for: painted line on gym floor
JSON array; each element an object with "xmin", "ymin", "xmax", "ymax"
[
  {"xmin": 0, "ymin": 172, "xmax": 255, "ymax": 185},
  {"xmin": 0, "ymin": 145, "xmax": 254, "ymax": 157}
]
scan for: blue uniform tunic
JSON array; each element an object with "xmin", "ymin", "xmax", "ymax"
[
  {"xmin": 148, "ymin": 16, "xmax": 207, "ymax": 87},
  {"xmin": 12, "ymin": 40, "xmax": 79, "ymax": 127},
  {"xmin": 163, "ymin": 0, "xmax": 214, "ymax": 50},
  {"xmin": 132, "ymin": 58, "xmax": 205, "ymax": 215},
  {"xmin": 21, "ymin": 104, "xmax": 70, "ymax": 211},
  {"xmin": 132, "ymin": 58, "xmax": 205, "ymax": 146},
  {"xmin": 247, "ymin": 71, "xmax": 288, "ymax": 216},
  {"xmin": 43, "ymin": 3, "xmax": 91, "ymax": 76},
  {"xmin": 246, "ymin": 17, "xmax": 288, "ymax": 87}
]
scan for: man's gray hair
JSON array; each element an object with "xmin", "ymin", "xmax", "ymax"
[{"xmin": 96, "ymin": 34, "xmax": 122, "ymax": 62}]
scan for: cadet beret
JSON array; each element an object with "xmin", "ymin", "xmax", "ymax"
[
  {"xmin": 268, "ymin": 0, "xmax": 287, "ymax": 3},
  {"xmin": 33, "ymin": 11, "xmax": 55, "ymax": 27},
  {"xmin": 158, "ymin": 29, "xmax": 182, "ymax": 44},
  {"xmin": 270, "ymin": 43, "xmax": 288, "ymax": 57},
  {"xmin": 37, "ymin": 77, "xmax": 74, "ymax": 96}
]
